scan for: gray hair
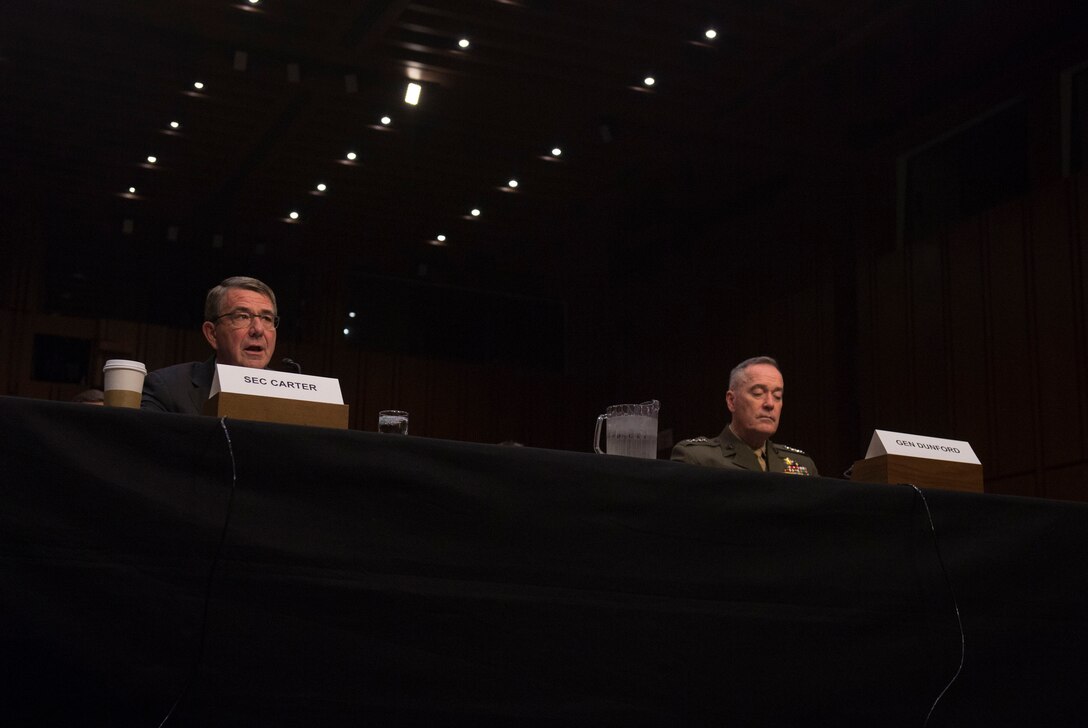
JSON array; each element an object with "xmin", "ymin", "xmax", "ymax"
[
  {"xmin": 204, "ymin": 276, "xmax": 278, "ymax": 322},
  {"xmin": 728, "ymin": 356, "xmax": 780, "ymax": 391},
  {"xmin": 72, "ymin": 388, "xmax": 105, "ymax": 403}
]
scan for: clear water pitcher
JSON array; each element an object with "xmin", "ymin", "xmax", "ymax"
[{"xmin": 593, "ymin": 400, "xmax": 660, "ymax": 459}]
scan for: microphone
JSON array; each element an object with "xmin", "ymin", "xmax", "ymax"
[{"xmin": 281, "ymin": 358, "xmax": 302, "ymax": 374}]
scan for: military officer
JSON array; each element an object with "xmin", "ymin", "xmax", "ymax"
[{"xmin": 671, "ymin": 356, "xmax": 818, "ymax": 475}]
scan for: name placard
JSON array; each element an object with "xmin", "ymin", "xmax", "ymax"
[
  {"xmin": 865, "ymin": 429, "xmax": 980, "ymax": 465},
  {"xmin": 210, "ymin": 364, "xmax": 343, "ymax": 405}
]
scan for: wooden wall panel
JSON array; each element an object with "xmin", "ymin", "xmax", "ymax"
[
  {"xmin": 455, "ymin": 365, "xmax": 493, "ymax": 445},
  {"xmin": 13, "ymin": 314, "xmax": 96, "ymax": 401},
  {"xmin": 327, "ymin": 345, "xmax": 362, "ymax": 430},
  {"xmin": 855, "ymin": 175, "xmax": 1088, "ymax": 500},
  {"xmin": 908, "ymin": 240, "xmax": 951, "ymax": 437},
  {"xmin": 985, "ymin": 472, "xmax": 1039, "ymax": 498},
  {"xmin": 425, "ymin": 359, "xmax": 468, "ymax": 441},
  {"xmin": 137, "ymin": 324, "xmax": 182, "ymax": 373},
  {"xmin": 856, "ymin": 247, "xmax": 878, "ymax": 444},
  {"xmin": 481, "ymin": 367, "xmax": 521, "ymax": 446},
  {"xmin": 1043, "ymin": 463, "xmax": 1088, "ymax": 503},
  {"xmin": 523, "ymin": 372, "xmax": 564, "ymax": 450},
  {"xmin": 96, "ymin": 319, "xmax": 140, "ymax": 358},
  {"xmin": 348, "ymin": 349, "xmax": 370, "ymax": 432},
  {"xmin": 765, "ymin": 285, "xmax": 827, "ymax": 463},
  {"xmin": 498, "ymin": 369, "xmax": 529, "ymax": 446},
  {"xmin": 983, "ymin": 200, "xmax": 1037, "ymax": 483},
  {"xmin": 360, "ymin": 352, "xmax": 397, "ymax": 432},
  {"xmin": 945, "ymin": 219, "xmax": 993, "ymax": 466},
  {"xmin": 869, "ymin": 249, "xmax": 913, "ymax": 432},
  {"xmin": 820, "ymin": 272, "xmax": 855, "ymax": 473},
  {"xmin": 1027, "ymin": 184, "xmax": 1082, "ymax": 469},
  {"xmin": 0, "ymin": 310, "xmax": 15, "ymax": 395},
  {"xmin": 394, "ymin": 357, "xmax": 433, "ymax": 438},
  {"xmin": 1077, "ymin": 176, "xmax": 1088, "ymax": 466}
]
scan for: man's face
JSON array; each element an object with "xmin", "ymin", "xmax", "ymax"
[
  {"xmin": 726, "ymin": 363, "xmax": 784, "ymax": 448},
  {"xmin": 201, "ymin": 288, "xmax": 277, "ymax": 369}
]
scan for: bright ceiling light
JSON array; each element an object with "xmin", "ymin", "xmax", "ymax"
[
  {"xmin": 436, "ymin": 234, "xmax": 446, "ymax": 242},
  {"xmin": 316, "ymin": 183, "xmax": 327, "ymax": 192},
  {"xmin": 289, "ymin": 211, "xmax": 300, "ymax": 220},
  {"xmin": 380, "ymin": 116, "xmax": 391, "ymax": 125},
  {"xmin": 146, "ymin": 155, "xmax": 157, "ymax": 164},
  {"xmin": 343, "ymin": 328, "xmax": 350, "ymax": 336},
  {"xmin": 470, "ymin": 208, "xmax": 481, "ymax": 217},
  {"xmin": 348, "ymin": 311, "xmax": 356, "ymax": 318},
  {"xmin": 404, "ymin": 82, "xmax": 421, "ymax": 105},
  {"xmin": 458, "ymin": 38, "xmax": 470, "ymax": 49},
  {"xmin": 705, "ymin": 29, "xmax": 718, "ymax": 40},
  {"xmin": 169, "ymin": 121, "xmax": 180, "ymax": 129},
  {"xmin": 551, "ymin": 147, "xmax": 562, "ymax": 157},
  {"xmin": 193, "ymin": 81, "xmax": 204, "ymax": 90},
  {"xmin": 128, "ymin": 187, "xmax": 136, "ymax": 194},
  {"xmin": 643, "ymin": 76, "xmax": 656, "ymax": 87},
  {"xmin": 346, "ymin": 151, "xmax": 357, "ymax": 161},
  {"xmin": 248, "ymin": 0, "xmax": 260, "ymax": 4}
]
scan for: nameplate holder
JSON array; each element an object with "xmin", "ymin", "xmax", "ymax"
[
  {"xmin": 865, "ymin": 430, "xmax": 980, "ymax": 464},
  {"xmin": 853, "ymin": 429, "xmax": 983, "ymax": 493},
  {"xmin": 204, "ymin": 364, "xmax": 349, "ymax": 429}
]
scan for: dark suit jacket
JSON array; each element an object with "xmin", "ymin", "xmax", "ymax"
[
  {"xmin": 671, "ymin": 426, "xmax": 819, "ymax": 476},
  {"xmin": 141, "ymin": 357, "xmax": 217, "ymax": 415}
]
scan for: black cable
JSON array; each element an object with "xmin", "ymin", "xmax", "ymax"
[
  {"xmin": 907, "ymin": 483, "xmax": 966, "ymax": 727},
  {"xmin": 157, "ymin": 418, "xmax": 239, "ymax": 727}
]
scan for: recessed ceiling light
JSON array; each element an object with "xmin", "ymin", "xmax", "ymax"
[
  {"xmin": 346, "ymin": 151, "xmax": 357, "ymax": 161},
  {"xmin": 470, "ymin": 208, "xmax": 481, "ymax": 217},
  {"xmin": 643, "ymin": 76, "xmax": 656, "ymax": 87},
  {"xmin": 316, "ymin": 183, "xmax": 327, "ymax": 192},
  {"xmin": 128, "ymin": 187, "xmax": 136, "ymax": 194},
  {"xmin": 551, "ymin": 147, "xmax": 562, "ymax": 157},
  {"xmin": 404, "ymin": 82, "xmax": 421, "ymax": 105},
  {"xmin": 380, "ymin": 116, "xmax": 391, "ymax": 125},
  {"xmin": 348, "ymin": 311, "xmax": 356, "ymax": 318},
  {"xmin": 289, "ymin": 211, "xmax": 300, "ymax": 220},
  {"xmin": 169, "ymin": 121, "xmax": 180, "ymax": 129},
  {"xmin": 193, "ymin": 81, "xmax": 204, "ymax": 90},
  {"xmin": 248, "ymin": 0, "xmax": 260, "ymax": 4},
  {"xmin": 458, "ymin": 38, "xmax": 470, "ymax": 49},
  {"xmin": 436, "ymin": 234, "xmax": 446, "ymax": 242},
  {"xmin": 146, "ymin": 155, "xmax": 157, "ymax": 164},
  {"xmin": 705, "ymin": 29, "xmax": 718, "ymax": 40},
  {"xmin": 343, "ymin": 328, "xmax": 350, "ymax": 336},
  {"xmin": 508, "ymin": 179, "xmax": 519, "ymax": 188}
]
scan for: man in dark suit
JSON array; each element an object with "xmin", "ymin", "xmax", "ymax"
[
  {"xmin": 141, "ymin": 276, "xmax": 279, "ymax": 415},
  {"xmin": 671, "ymin": 356, "xmax": 818, "ymax": 475}
]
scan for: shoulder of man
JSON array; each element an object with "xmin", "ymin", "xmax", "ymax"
[
  {"xmin": 672, "ymin": 435, "xmax": 722, "ymax": 451},
  {"xmin": 671, "ymin": 434, "xmax": 728, "ymax": 465},
  {"xmin": 141, "ymin": 360, "xmax": 204, "ymax": 412}
]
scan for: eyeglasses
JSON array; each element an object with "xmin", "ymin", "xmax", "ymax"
[{"xmin": 211, "ymin": 310, "xmax": 280, "ymax": 330}]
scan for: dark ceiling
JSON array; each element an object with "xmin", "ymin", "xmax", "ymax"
[{"xmin": 3, "ymin": 0, "xmax": 1087, "ymax": 326}]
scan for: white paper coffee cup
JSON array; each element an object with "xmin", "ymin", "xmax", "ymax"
[{"xmin": 102, "ymin": 359, "xmax": 147, "ymax": 408}]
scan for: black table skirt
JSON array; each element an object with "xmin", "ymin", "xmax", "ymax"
[{"xmin": 2, "ymin": 396, "xmax": 1086, "ymax": 726}]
